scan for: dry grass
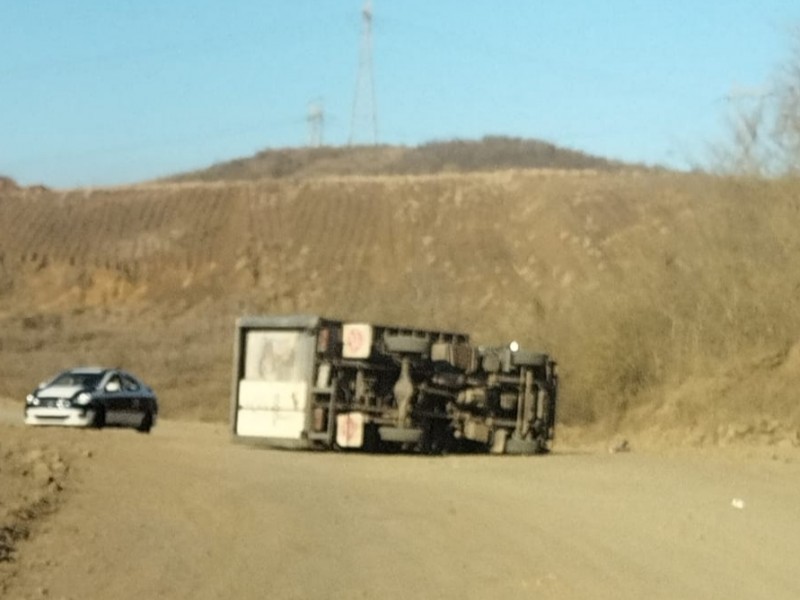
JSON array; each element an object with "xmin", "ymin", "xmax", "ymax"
[{"xmin": 1, "ymin": 170, "xmax": 799, "ymax": 439}]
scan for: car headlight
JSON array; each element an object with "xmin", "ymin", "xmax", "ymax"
[
  {"xmin": 75, "ymin": 392, "xmax": 92, "ymax": 406},
  {"xmin": 26, "ymin": 394, "xmax": 39, "ymax": 406}
]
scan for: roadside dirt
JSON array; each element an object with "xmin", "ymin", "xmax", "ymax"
[
  {"xmin": 0, "ymin": 399, "xmax": 80, "ymax": 570},
  {"xmin": 1, "ymin": 404, "xmax": 798, "ymax": 600}
]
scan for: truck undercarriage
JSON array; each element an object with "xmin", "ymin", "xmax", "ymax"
[{"xmin": 231, "ymin": 315, "xmax": 558, "ymax": 455}]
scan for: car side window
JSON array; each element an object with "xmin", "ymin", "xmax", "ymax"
[
  {"xmin": 121, "ymin": 374, "xmax": 140, "ymax": 392},
  {"xmin": 106, "ymin": 375, "xmax": 122, "ymax": 391}
]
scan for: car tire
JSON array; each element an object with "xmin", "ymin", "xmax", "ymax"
[
  {"xmin": 93, "ymin": 407, "xmax": 106, "ymax": 429},
  {"xmin": 136, "ymin": 410, "xmax": 153, "ymax": 434}
]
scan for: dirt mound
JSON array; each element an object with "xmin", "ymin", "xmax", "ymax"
[
  {"xmin": 0, "ymin": 423, "xmax": 77, "ymax": 566},
  {"xmin": 611, "ymin": 344, "xmax": 800, "ymax": 450}
]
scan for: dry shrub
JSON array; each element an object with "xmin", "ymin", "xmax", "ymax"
[
  {"xmin": 164, "ymin": 136, "xmax": 632, "ymax": 183},
  {"xmin": 2, "ymin": 171, "xmax": 800, "ymax": 434}
]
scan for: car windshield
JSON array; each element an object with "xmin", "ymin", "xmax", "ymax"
[{"xmin": 50, "ymin": 372, "xmax": 104, "ymax": 389}]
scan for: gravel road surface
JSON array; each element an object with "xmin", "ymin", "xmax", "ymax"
[{"xmin": 1, "ymin": 413, "xmax": 798, "ymax": 600}]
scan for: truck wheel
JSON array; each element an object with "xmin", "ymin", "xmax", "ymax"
[
  {"xmin": 510, "ymin": 351, "xmax": 548, "ymax": 367},
  {"xmin": 535, "ymin": 435, "xmax": 551, "ymax": 454},
  {"xmin": 505, "ymin": 437, "xmax": 542, "ymax": 455},
  {"xmin": 420, "ymin": 419, "xmax": 451, "ymax": 455},
  {"xmin": 490, "ymin": 429, "xmax": 508, "ymax": 454},
  {"xmin": 382, "ymin": 335, "xmax": 430, "ymax": 354},
  {"xmin": 378, "ymin": 426, "xmax": 423, "ymax": 444}
]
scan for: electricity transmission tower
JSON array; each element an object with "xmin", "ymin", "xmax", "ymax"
[
  {"xmin": 349, "ymin": 0, "xmax": 378, "ymax": 146},
  {"xmin": 307, "ymin": 99, "xmax": 325, "ymax": 147}
]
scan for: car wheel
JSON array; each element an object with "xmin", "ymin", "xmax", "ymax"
[
  {"xmin": 93, "ymin": 407, "xmax": 106, "ymax": 429},
  {"xmin": 136, "ymin": 410, "xmax": 153, "ymax": 434}
]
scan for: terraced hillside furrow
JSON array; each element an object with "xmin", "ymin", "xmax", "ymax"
[
  {"xmin": 1, "ymin": 172, "xmax": 800, "ymax": 441},
  {"xmin": 285, "ymin": 189, "xmax": 359, "ymax": 309}
]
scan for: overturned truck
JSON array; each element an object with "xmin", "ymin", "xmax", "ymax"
[{"xmin": 231, "ymin": 315, "xmax": 558, "ymax": 454}]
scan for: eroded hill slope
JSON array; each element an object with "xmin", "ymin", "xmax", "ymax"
[{"xmin": 1, "ymin": 171, "xmax": 799, "ymax": 443}]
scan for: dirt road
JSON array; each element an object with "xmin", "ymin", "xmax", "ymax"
[{"xmin": 1, "ymin": 412, "xmax": 799, "ymax": 600}]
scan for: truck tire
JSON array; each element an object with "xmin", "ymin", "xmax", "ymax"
[
  {"xmin": 511, "ymin": 351, "xmax": 548, "ymax": 367},
  {"xmin": 383, "ymin": 335, "xmax": 430, "ymax": 354},
  {"xmin": 490, "ymin": 429, "xmax": 508, "ymax": 454},
  {"xmin": 420, "ymin": 419, "xmax": 452, "ymax": 455},
  {"xmin": 505, "ymin": 437, "xmax": 542, "ymax": 455},
  {"xmin": 378, "ymin": 426, "xmax": 423, "ymax": 444}
]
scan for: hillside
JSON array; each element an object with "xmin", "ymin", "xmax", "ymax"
[
  {"xmin": 164, "ymin": 136, "xmax": 639, "ymax": 183},
  {"xmin": 1, "ymin": 170, "xmax": 799, "ymax": 446},
  {"xmin": 0, "ymin": 176, "xmax": 19, "ymax": 192}
]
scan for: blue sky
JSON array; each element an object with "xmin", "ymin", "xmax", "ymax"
[{"xmin": 1, "ymin": 1, "xmax": 798, "ymax": 188}]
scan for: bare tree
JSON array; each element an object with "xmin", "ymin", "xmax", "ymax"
[
  {"xmin": 772, "ymin": 29, "xmax": 800, "ymax": 174},
  {"xmin": 713, "ymin": 27, "xmax": 800, "ymax": 177}
]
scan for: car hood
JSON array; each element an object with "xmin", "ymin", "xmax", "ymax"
[{"xmin": 37, "ymin": 385, "xmax": 87, "ymax": 399}]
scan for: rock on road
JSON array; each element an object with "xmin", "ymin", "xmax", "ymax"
[{"xmin": 2, "ymin": 415, "xmax": 799, "ymax": 600}]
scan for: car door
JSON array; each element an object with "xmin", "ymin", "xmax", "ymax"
[
  {"xmin": 102, "ymin": 372, "xmax": 126, "ymax": 424},
  {"xmin": 120, "ymin": 373, "xmax": 145, "ymax": 425}
]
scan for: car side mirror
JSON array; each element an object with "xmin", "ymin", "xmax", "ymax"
[{"xmin": 105, "ymin": 381, "xmax": 121, "ymax": 392}]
